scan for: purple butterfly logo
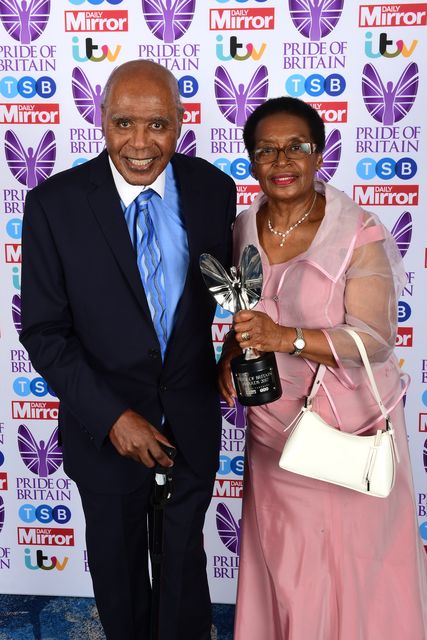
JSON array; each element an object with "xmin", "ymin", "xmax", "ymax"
[
  {"xmin": 362, "ymin": 62, "xmax": 418, "ymax": 125},
  {"xmin": 288, "ymin": 0, "xmax": 343, "ymax": 41},
  {"xmin": 215, "ymin": 65, "xmax": 268, "ymax": 127},
  {"xmin": 391, "ymin": 211, "xmax": 412, "ymax": 258},
  {"xmin": 0, "ymin": 496, "xmax": 4, "ymax": 533},
  {"xmin": 0, "ymin": 0, "xmax": 50, "ymax": 44},
  {"xmin": 12, "ymin": 293, "xmax": 21, "ymax": 334},
  {"xmin": 5, "ymin": 130, "xmax": 56, "ymax": 188},
  {"xmin": 424, "ymin": 438, "xmax": 427, "ymax": 473},
  {"xmin": 176, "ymin": 129, "xmax": 196, "ymax": 157},
  {"xmin": 142, "ymin": 0, "xmax": 195, "ymax": 43},
  {"xmin": 72, "ymin": 67, "xmax": 103, "ymax": 127},
  {"xmin": 18, "ymin": 424, "xmax": 62, "ymax": 477},
  {"xmin": 216, "ymin": 503, "xmax": 241, "ymax": 555},
  {"xmin": 316, "ymin": 128, "xmax": 341, "ymax": 183},
  {"xmin": 220, "ymin": 398, "xmax": 246, "ymax": 429}
]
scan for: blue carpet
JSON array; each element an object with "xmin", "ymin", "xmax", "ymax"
[{"xmin": 0, "ymin": 596, "xmax": 234, "ymax": 639}]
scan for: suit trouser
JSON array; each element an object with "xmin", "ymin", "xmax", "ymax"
[{"xmin": 78, "ymin": 453, "xmax": 216, "ymax": 640}]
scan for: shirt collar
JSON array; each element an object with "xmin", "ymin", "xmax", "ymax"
[{"xmin": 108, "ymin": 156, "xmax": 166, "ymax": 207}]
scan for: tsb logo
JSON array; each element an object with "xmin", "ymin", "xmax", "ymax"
[
  {"xmin": 356, "ymin": 157, "xmax": 417, "ymax": 180},
  {"xmin": 178, "ymin": 76, "xmax": 198, "ymax": 98},
  {"xmin": 0, "ymin": 77, "xmax": 56, "ymax": 99},
  {"xmin": 217, "ymin": 455, "xmax": 244, "ymax": 476},
  {"xmin": 286, "ymin": 73, "xmax": 346, "ymax": 97},
  {"xmin": 69, "ymin": 0, "xmax": 124, "ymax": 4},
  {"xmin": 18, "ymin": 504, "xmax": 71, "ymax": 525},
  {"xmin": 13, "ymin": 377, "xmax": 57, "ymax": 398},
  {"xmin": 398, "ymin": 301, "xmax": 411, "ymax": 323},
  {"xmin": 214, "ymin": 157, "xmax": 251, "ymax": 180}
]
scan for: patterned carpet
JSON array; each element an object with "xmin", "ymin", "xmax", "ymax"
[{"xmin": 0, "ymin": 596, "xmax": 234, "ymax": 639}]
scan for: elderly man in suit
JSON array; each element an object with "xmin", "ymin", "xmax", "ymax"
[{"xmin": 20, "ymin": 59, "xmax": 236, "ymax": 640}]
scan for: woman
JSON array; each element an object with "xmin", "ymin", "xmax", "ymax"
[{"xmin": 219, "ymin": 97, "xmax": 427, "ymax": 639}]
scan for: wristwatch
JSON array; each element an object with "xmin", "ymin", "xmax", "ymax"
[{"xmin": 290, "ymin": 327, "xmax": 305, "ymax": 357}]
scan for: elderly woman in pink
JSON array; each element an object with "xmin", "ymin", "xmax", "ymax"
[{"xmin": 219, "ymin": 97, "xmax": 427, "ymax": 640}]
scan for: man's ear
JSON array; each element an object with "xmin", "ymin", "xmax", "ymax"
[{"xmin": 101, "ymin": 107, "xmax": 105, "ymax": 137}]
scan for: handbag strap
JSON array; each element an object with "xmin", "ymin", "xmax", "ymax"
[
  {"xmin": 305, "ymin": 364, "xmax": 327, "ymax": 407},
  {"xmin": 306, "ymin": 329, "xmax": 389, "ymax": 421},
  {"xmin": 341, "ymin": 328, "xmax": 389, "ymax": 421}
]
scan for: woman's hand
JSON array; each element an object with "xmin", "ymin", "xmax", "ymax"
[{"xmin": 234, "ymin": 310, "xmax": 286, "ymax": 353}]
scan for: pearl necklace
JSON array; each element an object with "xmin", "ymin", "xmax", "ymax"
[{"xmin": 268, "ymin": 192, "xmax": 317, "ymax": 247}]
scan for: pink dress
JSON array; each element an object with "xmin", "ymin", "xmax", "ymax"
[{"xmin": 233, "ymin": 182, "xmax": 427, "ymax": 640}]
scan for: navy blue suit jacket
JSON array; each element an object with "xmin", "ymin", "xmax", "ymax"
[{"xmin": 20, "ymin": 150, "xmax": 236, "ymax": 493}]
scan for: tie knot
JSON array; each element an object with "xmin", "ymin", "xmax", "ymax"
[{"xmin": 136, "ymin": 189, "xmax": 154, "ymax": 208}]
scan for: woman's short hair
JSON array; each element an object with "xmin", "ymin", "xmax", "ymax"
[{"xmin": 243, "ymin": 97, "xmax": 326, "ymax": 156}]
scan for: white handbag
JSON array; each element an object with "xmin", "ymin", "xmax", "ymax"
[{"xmin": 279, "ymin": 329, "xmax": 400, "ymax": 498}]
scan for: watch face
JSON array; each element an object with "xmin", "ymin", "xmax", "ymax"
[{"xmin": 294, "ymin": 338, "xmax": 305, "ymax": 350}]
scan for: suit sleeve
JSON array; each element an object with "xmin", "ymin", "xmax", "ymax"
[{"xmin": 19, "ymin": 189, "xmax": 129, "ymax": 449}]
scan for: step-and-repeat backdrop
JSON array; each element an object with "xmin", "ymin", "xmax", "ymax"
[{"xmin": 0, "ymin": 0, "xmax": 426, "ymax": 603}]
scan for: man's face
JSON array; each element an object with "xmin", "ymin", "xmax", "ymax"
[{"xmin": 102, "ymin": 69, "xmax": 182, "ymax": 185}]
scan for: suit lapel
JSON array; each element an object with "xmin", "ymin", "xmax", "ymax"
[{"xmin": 86, "ymin": 152, "xmax": 156, "ymax": 329}]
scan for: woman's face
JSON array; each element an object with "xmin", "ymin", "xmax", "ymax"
[{"xmin": 250, "ymin": 112, "xmax": 322, "ymax": 204}]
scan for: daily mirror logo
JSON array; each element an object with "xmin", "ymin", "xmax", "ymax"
[
  {"xmin": 236, "ymin": 184, "xmax": 260, "ymax": 207},
  {"xmin": 64, "ymin": 10, "xmax": 128, "ymax": 32},
  {"xmin": 12, "ymin": 401, "xmax": 60, "ymax": 421},
  {"xmin": 288, "ymin": 0, "xmax": 343, "ymax": 40},
  {"xmin": 17, "ymin": 526, "xmax": 74, "ymax": 546},
  {"xmin": 142, "ymin": 0, "xmax": 195, "ymax": 43},
  {"xmin": 0, "ymin": 0, "xmax": 50, "ymax": 43},
  {"xmin": 0, "ymin": 103, "xmax": 60, "ymax": 124},
  {"xmin": 210, "ymin": 7, "xmax": 274, "ymax": 30},
  {"xmin": 353, "ymin": 185, "xmax": 418, "ymax": 206},
  {"xmin": 359, "ymin": 4, "xmax": 427, "ymax": 28}
]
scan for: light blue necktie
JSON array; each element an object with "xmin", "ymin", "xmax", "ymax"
[{"xmin": 134, "ymin": 190, "xmax": 167, "ymax": 357}]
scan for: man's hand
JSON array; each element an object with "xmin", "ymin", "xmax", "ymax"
[{"xmin": 109, "ymin": 409, "xmax": 174, "ymax": 468}]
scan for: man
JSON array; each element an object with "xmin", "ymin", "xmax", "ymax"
[{"xmin": 20, "ymin": 60, "xmax": 236, "ymax": 640}]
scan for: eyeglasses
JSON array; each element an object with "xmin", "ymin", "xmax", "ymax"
[{"xmin": 252, "ymin": 142, "xmax": 317, "ymax": 164}]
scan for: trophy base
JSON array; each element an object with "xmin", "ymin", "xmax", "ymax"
[{"xmin": 231, "ymin": 351, "xmax": 282, "ymax": 407}]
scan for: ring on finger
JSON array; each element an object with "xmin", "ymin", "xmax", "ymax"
[{"xmin": 241, "ymin": 331, "xmax": 250, "ymax": 341}]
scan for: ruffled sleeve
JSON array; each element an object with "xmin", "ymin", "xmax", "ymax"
[{"xmin": 322, "ymin": 211, "xmax": 407, "ymax": 367}]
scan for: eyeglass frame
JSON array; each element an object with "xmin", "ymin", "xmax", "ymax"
[{"xmin": 252, "ymin": 142, "xmax": 317, "ymax": 164}]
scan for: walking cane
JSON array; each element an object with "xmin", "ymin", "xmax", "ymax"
[{"xmin": 150, "ymin": 444, "xmax": 176, "ymax": 640}]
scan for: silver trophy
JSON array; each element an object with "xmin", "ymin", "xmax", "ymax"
[{"xmin": 200, "ymin": 245, "xmax": 282, "ymax": 406}]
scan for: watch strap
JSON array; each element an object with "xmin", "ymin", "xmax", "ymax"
[{"xmin": 290, "ymin": 327, "xmax": 305, "ymax": 357}]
